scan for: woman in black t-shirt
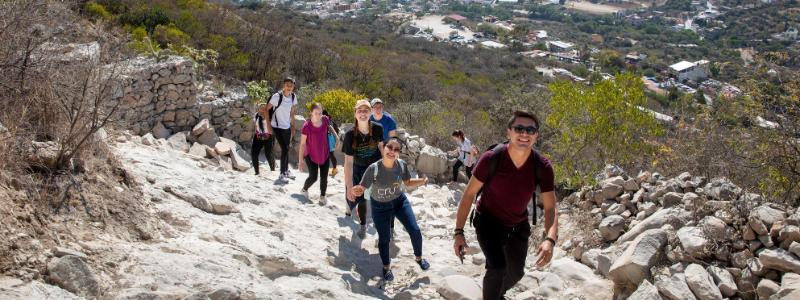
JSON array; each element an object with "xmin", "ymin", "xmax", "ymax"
[{"xmin": 343, "ymin": 99, "xmax": 384, "ymax": 239}]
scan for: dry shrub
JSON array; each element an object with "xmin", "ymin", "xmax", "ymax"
[{"xmin": 0, "ymin": 0, "xmax": 159, "ymax": 278}]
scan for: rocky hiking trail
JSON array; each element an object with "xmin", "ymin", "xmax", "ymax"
[
  {"xmin": 1, "ymin": 133, "xmax": 612, "ymax": 299},
  {"xmin": 15, "ymin": 115, "xmax": 800, "ymax": 300},
  {"xmin": 5, "ymin": 130, "xmax": 800, "ymax": 300}
]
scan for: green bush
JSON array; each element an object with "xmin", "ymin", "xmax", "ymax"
[
  {"xmin": 154, "ymin": 24, "xmax": 190, "ymax": 47},
  {"xmin": 246, "ymin": 80, "xmax": 272, "ymax": 105},
  {"xmin": 85, "ymin": 2, "xmax": 111, "ymax": 20},
  {"xmin": 310, "ymin": 89, "xmax": 366, "ymax": 123}
]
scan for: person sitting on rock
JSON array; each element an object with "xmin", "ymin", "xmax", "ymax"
[
  {"xmin": 351, "ymin": 137, "xmax": 430, "ymax": 282},
  {"xmin": 452, "ymin": 110, "xmax": 559, "ymax": 300},
  {"xmin": 298, "ymin": 103, "xmax": 337, "ymax": 206},
  {"xmin": 251, "ymin": 103, "xmax": 273, "ymax": 175},
  {"xmin": 449, "ymin": 130, "xmax": 476, "ymax": 182},
  {"xmin": 343, "ymin": 99, "xmax": 384, "ymax": 238}
]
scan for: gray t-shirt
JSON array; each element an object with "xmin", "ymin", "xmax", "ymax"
[{"xmin": 360, "ymin": 159, "xmax": 412, "ymax": 202}]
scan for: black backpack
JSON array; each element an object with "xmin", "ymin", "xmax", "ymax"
[
  {"xmin": 269, "ymin": 92, "xmax": 295, "ymax": 127},
  {"xmin": 469, "ymin": 142, "xmax": 544, "ymax": 227}
]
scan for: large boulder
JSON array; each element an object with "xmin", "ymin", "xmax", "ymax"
[
  {"xmin": 655, "ymin": 273, "xmax": 697, "ymax": 300},
  {"xmin": 703, "ymin": 178, "xmax": 741, "ymax": 201},
  {"xmin": 617, "ymin": 208, "xmax": 691, "ymax": 243},
  {"xmin": 758, "ymin": 248, "xmax": 800, "ymax": 273},
  {"xmin": 677, "ymin": 226, "xmax": 711, "ymax": 258},
  {"xmin": 685, "ymin": 263, "xmax": 723, "ymax": 300},
  {"xmin": 47, "ymin": 255, "xmax": 101, "ymax": 298},
  {"xmin": 416, "ymin": 145, "xmax": 448, "ymax": 176},
  {"xmin": 167, "ymin": 132, "xmax": 190, "ymax": 152},
  {"xmin": 437, "ymin": 275, "xmax": 481, "ymax": 300},
  {"xmin": 757, "ymin": 279, "xmax": 780, "ymax": 300},
  {"xmin": 197, "ymin": 128, "xmax": 220, "ymax": 147},
  {"xmin": 751, "ymin": 205, "xmax": 786, "ymax": 226},
  {"xmin": 152, "ymin": 121, "xmax": 171, "ymax": 139},
  {"xmin": 661, "ymin": 192, "xmax": 684, "ymax": 207},
  {"xmin": 706, "ymin": 266, "xmax": 737, "ymax": 297},
  {"xmin": 772, "ymin": 272, "xmax": 800, "ymax": 300},
  {"xmin": 231, "ymin": 149, "xmax": 251, "ymax": 171},
  {"xmin": 192, "ymin": 118, "xmax": 210, "ymax": 136},
  {"xmin": 628, "ymin": 280, "xmax": 661, "ymax": 300},
  {"xmin": 601, "ymin": 177, "xmax": 625, "ymax": 199},
  {"xmin": 188, "ymin": 143, "xmax": 207, "ymax": 158},
  {"xmin": 599, "ymin": 215, "xmax": 626, "ymax": 241},
  {"xmin": 608, "ymin": 229, "xmax": 668, "ymax": 295}
]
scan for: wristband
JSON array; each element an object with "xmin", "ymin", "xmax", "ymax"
[
  {"xmin": 454, "ymin": 228, "xmax": 464, "ymax": 237},
  {"xmin": 544, "ymin": 237, "xmax": 557, "ymax": 246}
]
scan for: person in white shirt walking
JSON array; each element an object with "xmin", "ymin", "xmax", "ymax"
[{"xmin": 265, "ymin": 77, "xmax": 298, "ymax": 183}]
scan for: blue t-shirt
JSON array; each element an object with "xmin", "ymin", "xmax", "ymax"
[{"xmin": 370, "ymin": 113, "xmax": 397, "ymax": 142}]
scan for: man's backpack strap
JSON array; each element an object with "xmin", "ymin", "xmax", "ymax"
[
  {"xmin": 469, "ymin": 144, "xmax": 506, "ymax": 227},
  {"xmin": 531, "ymin": 150, "xmax": 542, "ymax": 226}
]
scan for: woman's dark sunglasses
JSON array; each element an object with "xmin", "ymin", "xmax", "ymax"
[
  {"xmin": 386, "ymin": 146, "xmax": 402, "ymax": 153},
  {"xmin": 512, "ymin": 125, "xmax": 538, "ymax": 135}
]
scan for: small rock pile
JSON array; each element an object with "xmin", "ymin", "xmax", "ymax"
[
  {"xmin": 395, "ymin": 128, "xmax": 456, "ymax": 182},
  {"xmin": 118, "ymin": 118, "xmax": 251, "ymax": 174},
  {"xmin": 564, "ymin": 169, "xmax": 800, "ymax": 299}
]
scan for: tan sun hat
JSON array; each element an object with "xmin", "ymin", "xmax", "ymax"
[{"xmin": 354, "ymin": 99, "xmax": 371, "ymax": 109}]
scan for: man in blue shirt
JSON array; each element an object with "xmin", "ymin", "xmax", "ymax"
[{"xmin": 369, "ymin": 98, "xmax": 397, "ymax": 143}]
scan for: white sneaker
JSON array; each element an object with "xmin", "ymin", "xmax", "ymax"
[
  {"xmin": 301, "ymin": 189, "xmax": 309, "ymax": 199},
  {"xmin": 319, "ymin": 195, "xmax": 327, "ymax": 206},
  {"xmin": 278, "ymin": 174, "xmax": 289, "ymax": 183},
  {"xmin": 283, "ymin": 171, "xmax": 296, "ymax": 180}
]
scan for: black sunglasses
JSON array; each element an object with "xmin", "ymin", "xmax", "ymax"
[{"xmin": 511, "ymin": 125, "xmax": 538, "ymax": 135}]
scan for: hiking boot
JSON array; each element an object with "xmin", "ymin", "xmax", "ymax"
[
  {"xmin": 382, "ymin": 268, "xmax": 394, "ymax": 281},
  {"xmin": 330, "ymin": 167, "xmax": 338, "ymax": 177},
  {"xmin": 416, "ymin": 258, "xmax": 430, "ymax": 270},
  {"xmin": 318, "ymin": 195, "xmax": 327, "ymax": 206},
  {"xmin": 357, "ymin": 225, "xmax": 366, "ymax": 239}
]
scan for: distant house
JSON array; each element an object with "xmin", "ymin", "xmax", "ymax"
[
  {"xmin": 669, "ymin": 60, "xmax": 709, "ymax": 83},
  {"xmin": 591, "ymin": 34, "xmax": 604, "ymax": 44},
  {"xmin": 784, "ymin": 28, "xmax": 798, "ymax": 41},
  {"xmin": 497, "ymin": 0, "xmax": 519, "ymax": 3},
  {"xmin": 625, "ymin": 52, "xmax": 647, "ymax": 65},
  {"xmin": 445, "ymin": 14, "xmax": 467, "ymax": 24},
  {"xmin": 548, "ymin": 41, "xmax": 574, "ymax": 52}
]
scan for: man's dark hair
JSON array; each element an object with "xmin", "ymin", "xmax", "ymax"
[
  {"xmin": 507, "ymin": 110, "xmax": 540, "ymax": 129},
  {"xmin": 451, "ymin": 130, "xmax": 464, "ymax": 139}
]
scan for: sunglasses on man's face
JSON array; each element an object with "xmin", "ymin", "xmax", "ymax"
[{"xmin": 511, "ymin": 125, "xmax": 538, "ymax": 135}]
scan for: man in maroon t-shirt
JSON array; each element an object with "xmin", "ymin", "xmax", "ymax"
[{"xmin": 452, "ymin": 111, "xmax": 559, "ymax": 300}]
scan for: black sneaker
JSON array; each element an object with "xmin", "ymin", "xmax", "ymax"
[
  {"xmin": 416, "ymin": 258, "xmax": 430, "ymax": 270},
  {"xmin": 382, "ymin": 268, "xmax": 394, "ymax": 281}
]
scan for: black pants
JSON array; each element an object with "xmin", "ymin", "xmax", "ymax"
[
  {"xmin": 348, "ymin": 163, "xmax": 369, "ymax": 225},
  {"xmin": 302, "ymin": 156, "xmax": 329, "ymax": 195},
  {"xmin": 251, "ymin": 137, "xmax": 275, "ymax": 174},
  {"xmin": 267, "ymin": 128, "xmax": 292, "ymax": 173},
  {"xmin": 452, "ymin": 160, "xmax": 473, "ymax": 182},
  {"xmin": 474, "ymin": 211, "xmax": 531, "ymax": 300},
  {"xmin": 329, "ymin": 151, "xmax": 337, "ymax": 168}
]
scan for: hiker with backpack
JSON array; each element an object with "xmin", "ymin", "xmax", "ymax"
[
  {"xmin": 451, "ymin": 111, "xmax": 558, "ymax": 300},
  {"xmin": 322, "ymin": 109, "xmax": 340, "ymax": 177},
  {"xmin": 351, "ymin": 137, "xmax": 431, "ymax": 281},
  {"xmin": 450, "ymin": 130, "xmax": 477, "ymax": 182},
  {"xmin": 298, "ymin": 103, "xmax": 337, "ymax": 206},
  {"xmin": 251, "ymin": 103, "xmax": 274, "ymax": 175},
  {"xmin": 265, "ymin": 77, "xmax": 298, "ymax": 183},
  {"xmin": 343, "ymin": 99, "xmax": 385, "ymax": 239},
  {"xmin": 369, "ymin": 98, "xmax": 398, "ymax": 144}
]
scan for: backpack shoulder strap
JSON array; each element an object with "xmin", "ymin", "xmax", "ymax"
[
  {"xmin": 531, "ymin": 150, "xmax": 543, "ymax": 225},
  {"xmin": 373, "ymin": 161, "xmax": 381, "ymax": 182},
  {"xmin": 481, "ymin": 144, "xmax": 506, "ymax": 192}
]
